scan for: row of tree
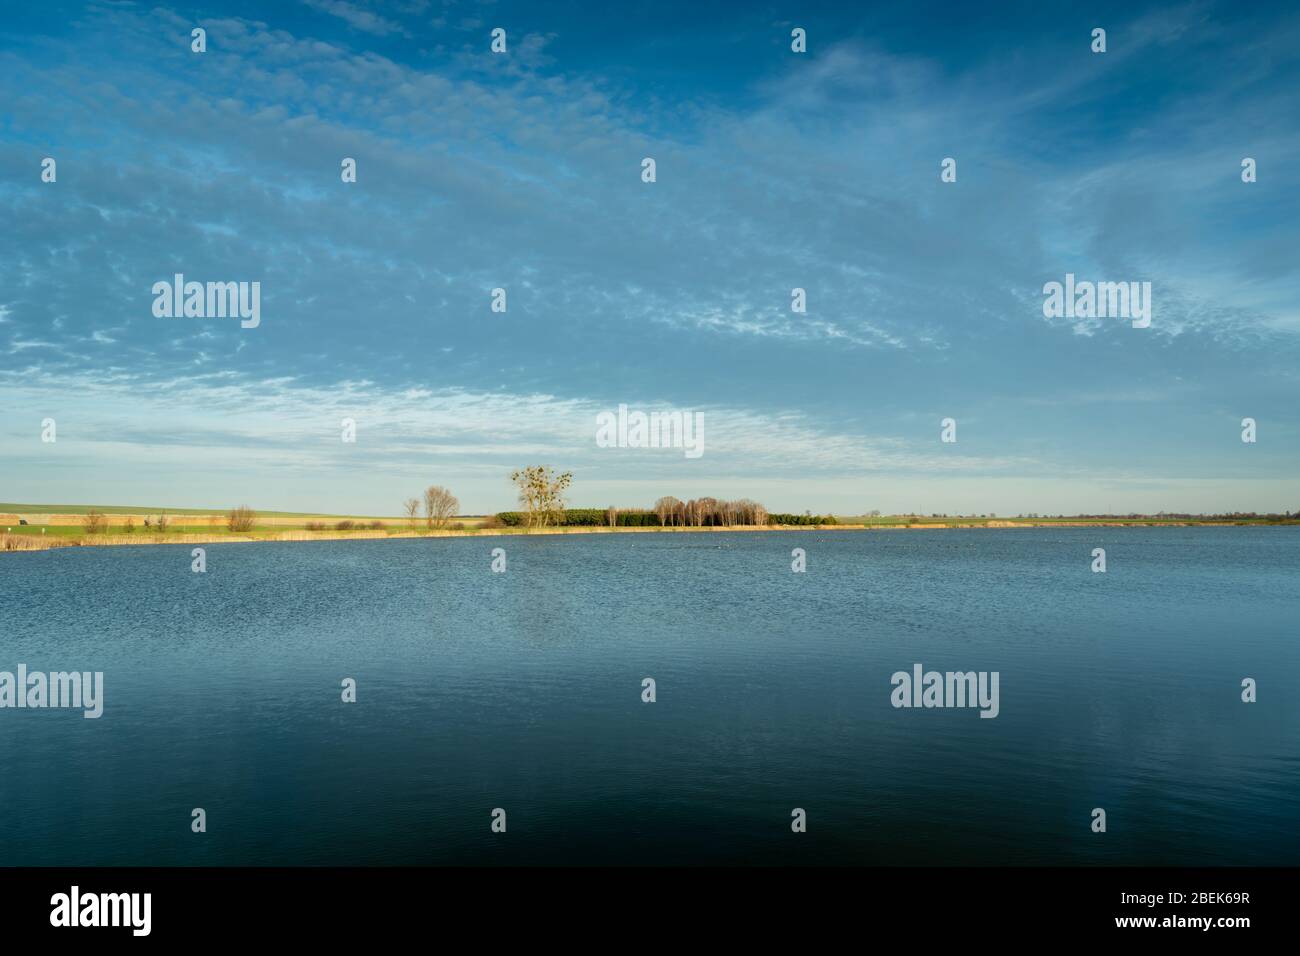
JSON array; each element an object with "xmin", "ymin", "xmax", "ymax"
[
  {"xmin": 495, "ymin": 504, "xmax": 841, "ymax": 528},
  {"xmin": 499, "ymin": 465, "xmax": 779, "ymax": 529},
  {"xmin": 502, "ymin": 465, "xmax": 837, "ymax": 529},
  {"xmin": 646, "ymin": 497, "xmax": 769, "ymax": 527}
]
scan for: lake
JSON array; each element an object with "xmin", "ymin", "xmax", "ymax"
[{"xmin": 1, "ymin": 527, "xmax": 1297, "ymax": 865}]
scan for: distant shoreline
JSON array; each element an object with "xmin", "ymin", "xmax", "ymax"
[{"xmin": 4, "ymin": 519, "xmax": 1295, "ymax": 553}]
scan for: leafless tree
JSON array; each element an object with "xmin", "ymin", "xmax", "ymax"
[
  {"xmin": 654, "ymin": 496, "xmax": 681, "ymax": 527},
  {"xmin": 82, "ymin": 510, "xmax": 106, "ymax": 534},
  {"xmin": 736, "ymin": 499, "xmax": 767, "ymax": 526},
  {"xmin": 403, "ymin": 497, "xmax": 421, "ymax": 529},
  {"xmin": 423, "ymin": 485, "xmax": 460, "ymax": 529},
  {"xmin": 227, "ymin": 505, "xmax": 256, "ymax": 532},
  {"xmin": 697, "ymin": 496, "xmax": 720, "ymax": 526},
  {"xmin": 721, "ymin": 499, "xmax": 739, "ymax": 526},
  {"xmin": 684, "ymin": 499, "xmax": 700, "ymax": 527}
]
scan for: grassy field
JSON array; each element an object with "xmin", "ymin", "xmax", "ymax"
[
  {"xmin": 1, "ymin": 503, "xmax": 318, "ymax": 516},
  {"xmin": 0, "ymin": 503, "xmax": 497, "ymax": 550},
  {"xmin": 0, "ymin": 504, "xmax": 493, "ymax": 533},
  {"xmin": 833, "ymin": 514, "xmax": 1299, "ymax": 527},
  {"xmin": 0, "ymin": 502, "xmax": 459, "ymax": 521}
]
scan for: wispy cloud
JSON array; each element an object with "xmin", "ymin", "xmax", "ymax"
[
  {"xmin": 300, "ymin": 0, "xmax": 406, "ymax": 37},
  {"xmin": 1, "ymin": 1, "xmax": 1297, "ymax": 512}
]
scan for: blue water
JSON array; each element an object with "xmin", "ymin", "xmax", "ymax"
[{"xmin": 1, "ymin": 528, "xmax": 1297, "ymax": 865}]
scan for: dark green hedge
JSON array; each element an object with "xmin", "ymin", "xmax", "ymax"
[
  {"xmin": 767, "ymin": 514, "xmax": 838, "ymax": 525},
  {"xmin": 495, "ymin": 509, "xmax": 660, "ymax": 527}
]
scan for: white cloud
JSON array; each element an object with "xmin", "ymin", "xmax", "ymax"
[{"xmin": 300, "ymin": 0, "xmax": 406, "ymax": 37}]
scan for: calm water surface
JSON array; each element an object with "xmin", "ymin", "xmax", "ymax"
[{"xmin": 1, "ymin": 527, "xmax": 1297, "ymax": 865}]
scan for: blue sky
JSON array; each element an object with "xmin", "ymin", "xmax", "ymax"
[{"xmin": 2, "ymin": 0, "xmax": 1298, "ymax": 515}]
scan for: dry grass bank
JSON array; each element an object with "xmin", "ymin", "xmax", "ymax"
[
  {"xmin": 3, "ymin": 519, "xmax": 1287, "ymax": 554},
  {"xmin": 4, "ymin": 524, "xmax": 831, "ymax": 552}
]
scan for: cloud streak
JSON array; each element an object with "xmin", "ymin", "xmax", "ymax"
[{"xmin": 0, "ymin": 1, "xmax": 1297, "ymax": 512}]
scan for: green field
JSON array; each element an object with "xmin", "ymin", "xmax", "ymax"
[
  {"xmin": 0, "ymin": 504, "xmax": 494, "ymax": 548},
  {"xmin": 834, "ymin": 514, "xmax": 1298, "ymax": 526}
]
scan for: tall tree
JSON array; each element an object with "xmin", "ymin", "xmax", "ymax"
[
  {"xmin": 509, "ymin": 466, "xmax": 573, "ymax": 528},
  {"xmin": 423, "ymin": 486, "xmax": 460, "ymax": 529},
  {"xmin": 653, "ymin": 496, "xmax": 679, "ymax": 527}
]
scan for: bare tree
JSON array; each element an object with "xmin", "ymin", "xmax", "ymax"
[
  {"xmin": 227, "ymin": 505, "xmax": 256, "ymax": 532},
  {"xmin": 654, "ymin": 496, "xmax": 681, "ymax": 527},
  {"xmin": 82, "ymin": 510, "xmax": 106, "ymax": 535},
  {"xmin": 697, "ymin": 496, "xmax": 720, "ymax": 526},
  {"xmin": 403, "ymin": 497, "xmax": 421, "ymax": 529},
  {"xmin": 156, "ymin": 513, "xmax": 169, "ymax": 533},
  {"xmin": 123, "ymin": 516, "xmax": 135, "ymax": 534},
  {"xmin": 735, "ymin": 499, "xmax": 767, "ymax": 526},
  {"xmin": 423, "ymin": 485, "xmax": 460, "ymax": 529},
  {"xmin": 655, "ymin": 496, "xmax": 769, "ymax": 527},
  {"xmin": 721, "ymin": 499, "xmax": 738, "ymax": 526}
]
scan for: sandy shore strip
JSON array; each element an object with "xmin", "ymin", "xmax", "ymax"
[{"xmin": 2, "ymin": 520, "xmax": 1271, "ymax": 553}]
